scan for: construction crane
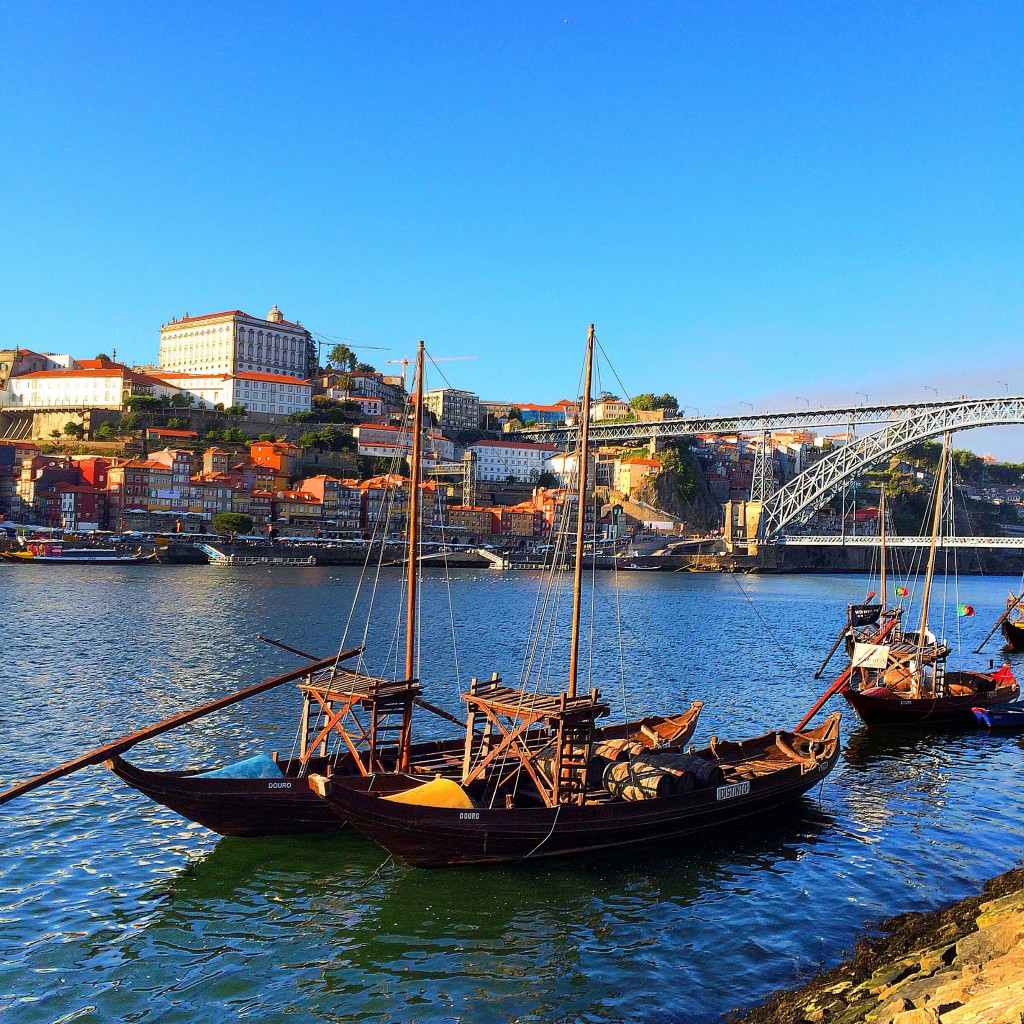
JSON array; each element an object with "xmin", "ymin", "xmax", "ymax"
[
  {"xmin": 386, "ymin": 353, "xmax": 477, "ymax": 390},
  {"xmin": 312, "ymin": 333, "xmax": 390, "ymax": 371}
]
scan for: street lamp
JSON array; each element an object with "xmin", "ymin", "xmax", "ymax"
[
  {"xmin": 856, "ymin": 392, "xmax": 868, "ymax": 405},
  {"xmin": 997, "ymin": 380, "xmax": 1009, "ymax": 394},
  {"xmin": 796, "ymin": 396, "xmax": 809, "ymax": 408},
  {"xmin": 924, "ymin": 385, "xmax": 938, "ymax": 398}
]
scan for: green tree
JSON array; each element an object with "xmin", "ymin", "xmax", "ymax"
[
  {"xmin": 49, "ymin": 429, "xmax": 62, "ymax": 440},
  {"xmin": 224, "ymin": 404, "xmax": 248, "ymax": 417},
  {"xmin": 95, "ymin": 352, "xmax": 111, "ymax": 361},
  {"xmin": 212, "ymin": 512, "xmax": 254, "ymax": 537},
  {"xmin": 223, "ymin": 427, "xmax": 249, "ymax": 443},
  {"xmin": 258, "ymin": 433, "xmax": 276, "ymax": 442},
  {"xmin": 355, "ymin": 361, "xmax": 375, "ymax": 373},
  {"xmin": 124, "ymin": 395, "xmax": 161, "ymax": 412},
  {"xmin": 95, "ymin": 421, "xmax": 117, "ymax": 440},
  {"xmin": 328, "ymin": 344, "xmax": 357, "ymax": 371},
  {"xmin": 167, "ymin": 417, "xmax": 188, "ymax": 429},
  {"xmin": 63, "ymin": 422, "xmax": 84, "ymax": 439},
  {"xmin": 507, "ymin": 406, "xmax": 523, "ymax": 423},
  {"xmin": 169, "ymin": 393, "xmax": 193, "ymax": 408},
  {"xmin": 630, "ymin": 393, "xmax": 679, "ymax": 412}
]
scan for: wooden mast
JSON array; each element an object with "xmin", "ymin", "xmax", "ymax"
[
  {"xmin": 405, "ymin": 339, "xmax": 425, "ymax": 683},
  {"xmin": 568, "ymin": 324, "xmax": 595, "ymax": 699},
  {"xmin": 879, "ymin": 488, "xmax": 887, "ymax": 613},
  {"xmin": 913, "ymin": 430, "xmax": 951, "ymax": 694}
]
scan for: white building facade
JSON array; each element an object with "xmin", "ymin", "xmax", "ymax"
[
  {"xmin": 158, "ymin": 305, "xmax": 314, "ymax": 381},
  {"xmin": 153, "ymin": 371, "xmax": 312, "ymax": 415},
  {"xmin": 7, "ymin": 368, "xmax": 180, "ymax": 408},
  {"xmin": 470, "ymin": 439, "xmax": 560, "ymax": 482}
]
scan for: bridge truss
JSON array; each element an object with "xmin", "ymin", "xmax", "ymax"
[{"xmin": 757, "ymin": 397, "xmax": 1024, "ymax": 539}]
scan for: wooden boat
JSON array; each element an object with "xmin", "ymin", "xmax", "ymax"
[
  {"xmin": 1002, "ymin": 617, "xmax": 1024, "ymax": 651},
  {"xmin": 801, "ymin": 440, "xmax": 1019, "ymax": 731},
  {"xmin": 104, "ymin": 703, "xmax": 702, "ymax": 838},
  {"xmin": 2, "ymin": 542, "xmax": 155, "ymax": 563},
  {"xmin": 310, "ymin": 716, "xmax": 841, "ymax": 866},
  {"xmin": 311, "ymin": 325, "xmax": 842, "ymax": 867},
  {"xmin": 975, "ymin": 591, "xmax": 1024, "ymax": 653},
  {"xmin": 972, "ymin": 704, "xmax": 1024, "ymax": 730}
]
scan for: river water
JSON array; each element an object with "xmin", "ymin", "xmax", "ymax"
[{"xmin": 1, "ymin": 564, "xmax": 1023, "ymax": 1024}]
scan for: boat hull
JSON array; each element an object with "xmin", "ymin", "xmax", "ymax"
[
  {"xmin": 106, "ymin": 754, "xmax": 344, "ymax": 837},
  {"xmin": 972, "ymin": 705, "xmax": 1024, "ymax": 729},
  {"xmin": 1001, "ymin": 619, "xmax": 1024, "ymax": 652},
  {"xmin": 105, "ymin": 707, "xmax": 703, "ymax": 837},
  {"xmin": 843, "ymin": 677, "xmax": 1019, "ymax": 727},
  {"xmin": 312, "ymin": 717, "xmax": 841, "ymax": 867}
]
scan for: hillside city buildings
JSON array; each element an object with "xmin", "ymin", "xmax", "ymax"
[{"xmin": 0, "ymin": 298, "xmax": 912, "ymax": 543}]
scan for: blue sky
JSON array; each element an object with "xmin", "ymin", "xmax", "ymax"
[{"xmin": 3, "ymin": 3, "xmax": 1023, "ymax": 452}]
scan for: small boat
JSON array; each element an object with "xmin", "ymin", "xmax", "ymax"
[
  {"xmin": 1002, "ymin": 617, "xmax": 1024, "ymax": 651},
  {"xmin": 2, "ymin": 542, "xmax": 155, "ymax": 563},
  {"xmin": 975, "ymin": 591, "xmax": 1024, "ymax": 653},
  {"xmin": 972, "ymin": 704, "xmax": 1024, "ymax": 730},
  {"xmin": 311, "ymin": 325, "xmax": 843, "ymax": 867},
  {"xmin": 310, "ymin": 716, "xmax": 841, "ymax": 867},
  {"xmin": 801, "ymin": 442, "xmax": 1019, "ymax": 730}
]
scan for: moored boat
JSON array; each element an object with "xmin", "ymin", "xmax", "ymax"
[
  {"xmin": 310, "ymin": 716, "xmax": 841, "ymax": 866},
  {"xmin": 2, "ymin": 541, "xmax": 154, "ymax": 563},
  {"xmin": 311, "ymin": 325, "xmax": 843, "ymax": 867},
  {"xmin": 803, "ymin": 437, "xmax": 1019, "ymax": 731},
  {"xmin": 972, "ymin": 704, "xmax": 1024, "ymax": 730}
]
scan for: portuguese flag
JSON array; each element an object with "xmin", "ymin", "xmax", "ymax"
[
  {"xmin": 958, "ymin": 603, "xmax": 975, "ymax": 617},
  {"xmin": 895, "ymin": 585, "xmax": 909, "ymax": 597}
]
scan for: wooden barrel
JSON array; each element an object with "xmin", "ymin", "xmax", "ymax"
[
  {"xmin": 637, "ymin": 751, "xmax": 725, "ymax": 789},
  {"xmin": 588, "ymin": 740, "xmax": 648, "ymax": 789},
  {"xmin": 604, "ymin": 761, "xmax": 689, "ymax": 801}
]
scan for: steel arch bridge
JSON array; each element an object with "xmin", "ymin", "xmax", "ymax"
[
  {"xmin": 756, "ymin": 396, "xmax": 1024, "ymax": 540},
  {"xmin": 514, "ymin": 396, "xmax": 1023, "ymax": 446}
]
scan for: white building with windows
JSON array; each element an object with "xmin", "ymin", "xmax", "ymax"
[
  {"xmin": 158, "ymin": 305, "xmax": 314, "ymax": 381},
  {"xmin": 153, "ymin": 371, "xmax": 312, "ymax": 416},
  {"xmin": 7, "ymin": 365, "xmax": 180, "ymax": 408},
  {"xmin": 469, "ymin": 439, "xmax": 560, "ymax": 482}
]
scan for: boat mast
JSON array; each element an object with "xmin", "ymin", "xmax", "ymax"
[
  {"xmin": 916, "ymin": 431, "xmax": 951, "ymax": 658},
  {"xmin": 404, "ymin": 340, "xmax": 426, "ymax": 682},
  {"xmin": 568, "ymin": 324, "xmax": 595, "ymax": 699},
  {"xmin": 879, "ymin": 488, "xmax": 887, "ymax": 614}
]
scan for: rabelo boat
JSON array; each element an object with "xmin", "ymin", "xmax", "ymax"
[{"xmin": 310, "ymin": 325, "xmax": 842, "ymax": 867}]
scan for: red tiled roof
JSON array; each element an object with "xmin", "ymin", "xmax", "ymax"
[
  {"xmin": 472, "ymin": 440, "xmax": 559, "ymax": 451},
  {"xmin": 235, "ymin": 371, "xmax": 310, "ymax": 385}
]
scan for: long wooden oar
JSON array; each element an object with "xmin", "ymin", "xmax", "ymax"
[
  {"xmin": 0, "ymin": 646, "xmax": 362, "ymax": 807},
  {"xmin": 974, "ymin": 592, "xmax": 1024, "ymax": 654},
  {"xmin": 795, "ymin": 617, "xmax": 899, "ymax": 731}
]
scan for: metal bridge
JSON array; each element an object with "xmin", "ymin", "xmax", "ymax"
[
  {"xmin": 757, "ymin": 396, "xmax": 1024, "ymax": 539},
  {"xmin": 515, "ymin": 394, "xmax": 1024, "ymax": 543},
  {"xmin": 780, "ymin": 535, "xmax": 1024, "ymax": 549},
  {"xmin": 515, "ymin": 395, "xmax": 1024, "ymax": 445}
]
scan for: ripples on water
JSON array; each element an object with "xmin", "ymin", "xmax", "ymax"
[{"xmin": 1, "ymin": 565, "xmax": 1023, "ymax": 1023}]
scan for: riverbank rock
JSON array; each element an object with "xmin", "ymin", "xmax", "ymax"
[{"xmin": 728, "ymin": 868, "xmax": 1024, "ymax": 1024}]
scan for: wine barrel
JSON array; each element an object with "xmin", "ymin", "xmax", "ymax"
[
  {"xmin": 637, "ymin": 751, "xmax": 725, "ymax": 789},
  {"xmin": 604, "ymin": 761, "xmax": 691, "ymax": 801},
  {"xmin": 587, "ymin": 739, "xmax": 648, "ymax": 789}
]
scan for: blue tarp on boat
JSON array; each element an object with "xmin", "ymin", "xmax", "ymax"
[{"xmin": 196, "ymin": 754, "xmax": 284, "ymax": 779}]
